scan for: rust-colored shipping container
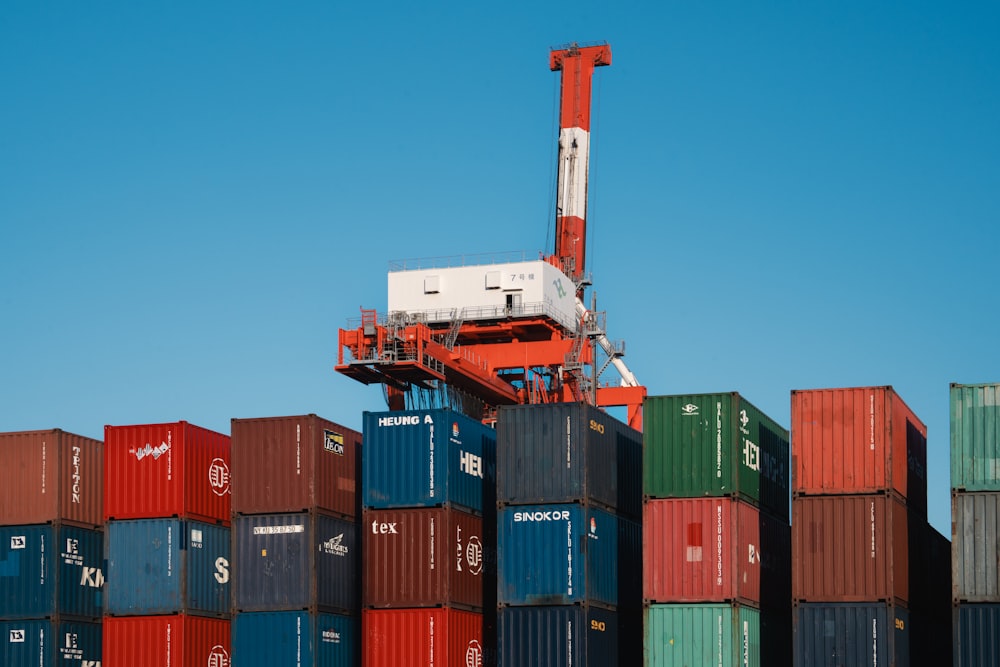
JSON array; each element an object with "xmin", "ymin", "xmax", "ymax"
[
  {"xmin": 643, "ymin": 497, "xmax": 762, "ymax": 605},
  {"xmin": 0, "ymin": 429, "xmax": 103, "ymax": 528},
  {"xmin": 363, "ymin": 507, "xmax": 490, "ymax": 610},
  {"xmin": 104, "ymin": 422, "xmax": 231, "ymax": 524},
  {"xmin": 231, "ymin": 414, "xmax": 360, "ymax": 518},
  {"xmin": 103, "ymin": 614, "xmax": 230, "ymax": 667},
  {"xmin": 792, "ymin": 494, "xmax": 909, "ymax": 603},
  {"xmin": 362, "ymin": 607, "xmax": 483, "ymax": 667},
  {"xmin": 791, "ymin": 386, "xmax": 927, "ymax": 514}
]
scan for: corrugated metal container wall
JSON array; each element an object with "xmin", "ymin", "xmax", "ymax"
[
  {"xmin": 231, "ymin": 414, "xmax": 360, "ymax": 518},
  {"xmin": 907, "ymin": 517, "xmax": 953, "ymax": 667},
  {"xmin": 951, "ymin": 383, "xmax": 1000, "ymax": 491},
  {"xmin": 363, "ymin": 409, "xmax": 496, "ymax": 515},
  {"xmin": 102, "ymin": 614, "xmax": 230, "ymax": 667},
  {"xmin": 644, "ymin": 603, "xmax": 760, "ymax": 667},
  {"xmin": 232, "ymin": 611, "xmax": 356, "ymax": 667},
  {"xmin": 643, "ymin": 497, "xmax": 761, "ymax": 605},
  {"xmin": 106, "ymin": 518, "xmax": 230, "ymax": 617},
  {"xmin": 792, "ymin": 494, "xmax": 909, "ymax": 603},
  {"xmin": 953, "ymin": 603, "xmax": 1000, "ymax": 667},
  {"xmin": 104, "ymin": 421, "xmax": 231, "ymax": 524},
  {"xmin": 362, "ymin": 607, "xmax": 483, "ymax": 667},
  {"xmin": 791, "ymin": 387, "xmax": 928, "ymax": 515},
  {"xmin": 759, "ymin": 510, "xmax": 792, "ymax": 613},
  {"xmin": 233, "ymin": 512, "xmax": 358, "ymax": 613},
  {"xmin": 951, "ymin": 491, "xmax": 1000, "ymax": 602},
  {"xmin": 0, "ymin": 524, "xmax": 103, "ymax": 619},
  {"xmin": 496, "ymin": 402, "xmax": 643, "ymax": 519},
  {"xmin": 363, "ymin": 507, "xmax": 489, "ymax": 610},
  {"xmin": 498, "ymin": 605, "xmax": 619, "ymax": 667},
  {"xmin": 0, "ymin": 429, "xmax": 104, "ymax": 528},
  {"xmin": 794, "ymin": 603, "xmax": 910, "ymax": 667},
  {"xmin": 0, "ymin": 618, "xmax": 102, "ymax": 667},
  {"xmin": 643, "ymin": 393, "xmax": 791, "ymax": 521},
  {"xmin": 498, "ymin": 503, "xmax": 620, "ymax": 607}
]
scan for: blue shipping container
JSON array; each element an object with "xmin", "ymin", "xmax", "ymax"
[
  {"xmin": 106, "ymin": 518, "xmax": 230, "ymax": 617},
  {"xmin": 499, "ymin": 605, "xmax": 618, "ymax": 667},
  {"xmin": 363, "ymin": 409, "xmax": 496, "ymax": 514},
  {"xmin": 498, "ymin": 503, "xmax": 619, "ymax": 607},
  {"xmin": 794, "ymin": 603, "xmax": 909, "ymax": 667},
  {"xmin": 0, "ymin": 524, "xmax": 103, "ymax": 619},
  {"xmin": 954, "ymin": 604, "xmax": 1000, "ymax": 667},
  {"xmin": 234, "ymin": 512, "xmax": 358, "ymax": 613},
  {"xmin": 233, "ymin": 611, "xmax": 356, "ymax": 667},
  {"xmin": 0, "ymin": 618, "xmax": 102, "ymax": 667}
]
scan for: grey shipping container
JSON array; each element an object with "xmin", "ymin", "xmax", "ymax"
[
  {"xmin": 952, "ymin": 491, "xmax": 1000, "ymax": 602},
  {"xmin": 234, "ymin": 512, "xmax": 358, "ymax": 613},
  {"xmin": 498, "ymin": 605, "xmax": 623, "ymax": 667},
  {"xmin": 951, "ymin": 382, "xmax": 1000, "ymax": 491},
  {"xmin": 954, "ymin": 603, "xmax": 1000, "ymax": 667},
  {"xmin": 232, "ymin": 611, "xmax": 356, "ymax": 667},
  {"xmin": 106, "ymin": 518, "xmax": 230, "ymax": 617},
  {"xmin": 497, "ymin": 402, "xmax": 642, "ymax": 519},
  {"xmin": 0, "ymin": 524, "xmax": 103, "ymax": 619},
  {"xmin": 794, "ymin": 603, "xmax": 910, "ymax": 667},
  {"xmin": 0, "ymin": 618, "xmax": 102, "ymax": 667}
]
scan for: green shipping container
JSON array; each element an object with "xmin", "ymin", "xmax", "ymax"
[
  {"xmin": 643, "ymin": 393, "xmax": 790, "ymax": 520},
  {"xmin": 951, "ymin": 382, "xmax": 1000, "ymax": 491},
  {"xmin": 645, "ymin": 603, "xmax": 760, "ymax": 667}
]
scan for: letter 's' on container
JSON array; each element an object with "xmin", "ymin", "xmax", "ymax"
[
  {"xmin": 362, "ymin": 607, "xmax": 483, "ymax": 667},
  {"xmin": 104, "ymin": 421, "xmax": 231, "ymax": 524},
  {"xmin": 0, "ymin": 429, "xmax": 104, "ymax": 528},
  {"xmin": 232, "ymin": 611, "xmax": 356, "ymax": 667},
  {"xmin": 643, "ymin": 393, "xmax": 790, "ymax": 521},
  {"xmin": 102, "ymin": 614, "xmax": 231, "ymax": 667},
  {"xmin": 363, "ymin": 409, "xmax": 496, "ymax": 514},
  {"xmin": 794, "ymin": 603, "xmax": 909, "ymax": 667},
  {"xmin": 0, "ymin": 618, "xmax": 102, "ymax": 667},
  {"xmin": 499, "ymin": 605, "xmax": 621, "ymax": 667},
  {"xmin": 231, "ymin": 414, "xmax": 360, "ymax": 518},
  {"xmin": 951, "ymin": 382, "xmax": 1000, "ymax": 491},
  {"xmin": 644, "ymin": 603, "xmax": 760, "ymax": 667}
]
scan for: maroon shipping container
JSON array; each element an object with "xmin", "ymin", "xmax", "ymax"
[
  {"xmin": 643, "ymin": 497, "xmax": 762, "ymax": 605},
  {"xmin": 793, "ymin": 494, "xmax": 909, "ymax": 603},
  {"xmin": 104, "ymin": 422, "xmax": 231, "ymax": 524},
  {"xmin": 0, "ymin": 429, "xmax": 103, "ymax": 528},
  {"xmin": 231, "ymin": 414, "xmax": 360, "ymax": 518},
  {"xmin": 364, "ymin": 507, "xmax": 490, "ymax": 610},
  {"xmin": 363, "ymin": 607, "xmax": 483, "ymax": 667},
  {"xmin": 103, "ymin": 614, "xmax": 230, "ymax": 667},
  {"xmin": 791, "ymin": 386, "xmax": 928, "ymax": 514}
]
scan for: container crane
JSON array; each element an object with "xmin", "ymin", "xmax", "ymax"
[{"xmin": 335, "ymin": 42, "xmax": 646, "ymax": 429}]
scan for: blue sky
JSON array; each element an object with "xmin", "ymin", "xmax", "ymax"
[{"xmin": 2, "ymin": 2, "xmax": 998, "ymax": 535}]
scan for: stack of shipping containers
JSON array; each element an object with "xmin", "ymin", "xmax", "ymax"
[
  {"xmin": 102, "ymin": 421, "xmax": 232, "ymax": 666},
  {"xmin": 642, "ymin": 393, "xmax": 792, "ymax": 667},
  {"xmin": 495, "ymin": 402, "xmax": 643, "ymax": 666},
  {"xmin": 361, "ymin": 409, "xmax": 497, "ymax": 667},
  {"xmin": 950, "ymin": 383, "xmax": 1000, "ymax": 667},
  {"xmin": 0, "ymin": 430, "xmax": 105, "ymax": 666},
  {"xmin": 230, "ymin": 414, "xmax": 361, "ymax": 667},
  {"xmin": 790, "ymin": 386, "xmax": 940, "ymax": 667}
]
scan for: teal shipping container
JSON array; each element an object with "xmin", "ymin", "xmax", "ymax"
[
  {"xmin": 233, "ymin": 611, "xmax": 356, "ymax": 667},
  {"xmin": 0, "ymin": 524, "xmax": 103, "ymax": 619},
  {"xmin": 645, "ymin": 603, "xmax": 760, "ymax": 667},
  {"xmin": 643, "ymin": 393, "xmax": 789, "ymax": 520},
  {"xmin": 106, "ymin": 518, "xmax": 230, "ymax": 617},
  {"xmin": 951, "ymin": 382, "xmax": 1000, "ymax": 491},
  {"xmin": 363, "ymin": 409, "xmax": 496, "ymax": 514},
  {"xmin": 0, "ymin": 618, "xmax": 102, "ymax": 667}
]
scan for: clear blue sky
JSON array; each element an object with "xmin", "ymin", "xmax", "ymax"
[{"xmin": 2, "ymin": 2, "xmax": 998, "ymax": 536}]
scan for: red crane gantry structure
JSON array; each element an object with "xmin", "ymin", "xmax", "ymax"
[{"xmin": 336, "ymin": 43, "xmax": 646, "ymax": 429}]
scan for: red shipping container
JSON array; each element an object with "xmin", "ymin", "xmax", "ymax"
[
  {"xmin": 791, "ymin": 386, "xmax": 928, "ymax": 512},
  {"xmin": 364, "ymin": 507, "xmax": 489, "ymax": 610},
  {"xmin": 792, "ymin": 494, "xmax": 909, "ymax": 603},
  {"xmin": 643, "ymin": 497, "xmax": 762, "ymax": 605},
  {"xmin": 363, "ymin": 607, "xmax": 483, "ymax": 667},
  {"xmin": 105, "ymin": 422, "xmax": 231, "ymax": 524},
  {"xmin": 103, "ymin": 614, "xmax": 230, "ymax": 667},
  {"xmin": 231, "ymin": 414, "xmax": 360, "ymax": 518},
  {"xmin": 0, "ymin": 429, "xmax": 104, "ymax": 527}
]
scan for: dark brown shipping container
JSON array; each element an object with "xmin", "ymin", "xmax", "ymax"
[
  {"xmin": 0, "ymin": 429, "xmax": 104, "ymax": 528},
  {"xmin": 363, "ymin": 507, "xmax": 491, "ymax": 611},
  {"xmin": 793, "ymin": 494, "xmax": 909, "ymax": 603},
  {"xmin": 231, "ymin": 414, "xmax": 360, "ymax": 518}
]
